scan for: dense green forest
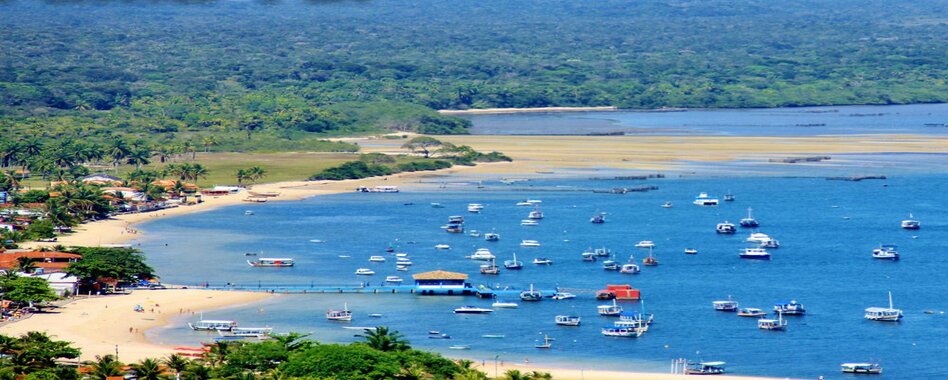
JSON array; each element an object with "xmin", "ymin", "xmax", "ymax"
[{"xmin": 1, "ymin": 0, "xmax": 947, "ymax": 149}]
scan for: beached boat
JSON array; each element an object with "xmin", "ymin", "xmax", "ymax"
[
  {"xmin": 520, "ymin": 239, "xmax": 541, "ymax": 247},
  {"xmin": 479, "ymin": 259, "xmax": 500, "ymax": 275},
  {"xmin": 685, "ymin": 361, "xmax": 727, "ymax": 375},
  {"xmin": 713, "ymin": 296, "xmax": 739, "ymax": 312},
  {"xmin": 865, "ymin": 292, "xmax": 902, "ymax": 322},
  {"xmin": 590, "ymin": 212, "xmax": 605, "ymax": 224},
  {"xmin": 535, "ymin": 335, "xmax": 553, "ymax": 349},
  {"xmin": 520, "ymin": 219, "xmax": 539, "ymax": 226},
  {"xmin": 467, "ymin": 203, "xmax": 484, "ymax": 213},
  {"xmin": 716, "ymin": 221, "xmax": 736, "ymax": 234},
  {"xmin": 901, "ymin": 214, "xmax": 920, "ymax": 230},
  {"xmin": 189, "ymin": 319, "xmax": 238, "ymax": 331},
  {"xmin": 533, "ymin": 257, "xmax": 553, "ymax": 265},
  {"xmin": 247, "ymin": 258, "xmax": 295, "ymax": 267},
  {"xmin": 684, "ymin": 248, "xmax": 698, "ymax": 255},
  {"xmin": 520, "ymin": 284, "xmax": 543, "ymax": 301},
  {"xmin": 841, "ymin": 363, "xmax": 883, "ymax": 374},
  {"xmin": 385, "ymin": 276, "xmax": 404, "ymax": 284},
  {"xmin": 216, "ymin": 327, "xmax": 272, "ymax": 339},
  {"xmin": 484, "ymin": 232, "xmax": 500, "ymax": 241},
  {"xmin": 355, "ymin": 268, "xmax": 375, "ymax": 275},
  {"xmin": 326, "ymin": 303, "xmax": 352, "ymax": 321},
  {"xmin": 469, "ymin": 248, "xmax": 495, "ymax": 261},
  {"xmin": 356, "ymin": 185, "xmax": 399, "ymax": 193},
  {"xmin": 620, "ymin": 262, "xmax": 641, "ymax": 274},
  {"xmin": 369, "ymin": 256, "xmax": 386, "ymax": 263},
  {"xmin": 739, "ymin": 248, "xmax": 770, "ymax": 260},
  {"xmin": 773, "ymin": 300, "xmax": 806, "ymax": 315},
  {"xmin": 555, "ymin": 315, "xmax": 581, "ymax": 326},
  {"xmin": 635, "ymin": 240, "xmax": 655, "ymax": 248},
  {"xmin": 504, "ymin": 253, "xmax": 523, "ymax": 270},
  {"xmin": 551, "ymin": 292, "xmax": 576, "ymax": 300},
  {"xmin": 758, "ymin": 312, "xmax": 788, "ymax": 330},
  {"xmin": 491, "ymin": 300, "xmax": 519, "ymax": 308},
  {"xmin": 693, "ymin": 192, "xmax": 719, "ymax": 206},
  {"xmin": 435, "ymin": 244, "xmax": 451, "ymax": 250},
  {"xmin": 454, "ymin": 306, "xmax": 493, "ymax": 314},
  {"xmin": 662, "ymin": 201, "xmax": 673, "ymax": 208},
  {"xmin": 739, "ymin": 207, "xmax": 759, "ymax": 227},
  {"xmin": 872, "ymin": 244, "xmax": 899, "ymax": 260},
  {"xmin": 597, "ymin": 299, "xmax": 623, "ymax": 316},
  {"xmin": 528, "ymin": 207, "xmax": 544, "ymax": 219},
  {"xmin": 737, "ymin": 308, "xmax": 767, "ymax": 317}
]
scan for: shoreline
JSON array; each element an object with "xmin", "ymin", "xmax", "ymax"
[{"xmin": 438, "ymin": 106, "xmax": 619, "ymax": 115}]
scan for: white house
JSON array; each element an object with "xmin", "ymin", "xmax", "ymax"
[{"xmin": 29, "ymin": 272, "xmax": 80, "ymax": 295}]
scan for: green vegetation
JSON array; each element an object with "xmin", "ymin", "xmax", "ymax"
[
  {"xmin": 64, "ymin": 247, "xmax": 156, "ymax": 290},
  {"xmin": 0, "ymin": 332, "xmax": 80, "ymax": 379},
  {"xmin": 0, "ymin": 276, "xmax": 58, "ymax": 306}
]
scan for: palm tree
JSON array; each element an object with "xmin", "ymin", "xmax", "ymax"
[
  {"xmin": 126, "ymin": 148, "xmax": 152, "ymax": 169},
  {"xmin": 247, "ymin": 166, "xmax": 266, "ymax": 183},
  {"xmin": 359, "ymin": 326, "xmax": 410, "ymax": 352},
  {"xmin": 163, "ymin": 354, "xmax": 189, "ymax": 377},
  {"xmin": 13, "ymin": 257, "xmax": 38, "ymax": 274},
  {"xmin": 86, "ymin": 354, "xmax": 125, "ymax": 380},
  {"xmin": 453, "ymin": 369, "xmax": 488, "ymax": 380},
  {"xmin": 201, "ymin": 136, "xmax": 218, "ymax": 153},
  {"xmin": 108, "ymin": 140, "xmax": 131, "ymax": 168},
  {"xmin": 503, "ymin": 370, "xmax": 526, "ymax": 380},
  {"xmin": 527, "ymin": 371, "xmax": 553, "ymax": 380},
  {"xmin": 189, "ymin": 164, "xmax": 208, "ymax": 182},
  {"xmin": 130, "ymin": 358, "xmax": 165, "ymax": 380},
  {"xmin": 205, "ymin": 341, "xmax": 233, "ymax": 367},
  {"xmin": 182, "ymin": 141, "xmax": 196, "ymax": 161},
  {"xmin": 235, "ymin": 168, "xmax": 249, "ymax": 185},
  {"xmin": 181, "ymin": 362, "xmax": 211, "ymax": 380}
]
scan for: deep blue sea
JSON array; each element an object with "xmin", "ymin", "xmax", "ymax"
[{"xmin": 137, "ymin": 174, "xmax": 948, "ymax": 379}]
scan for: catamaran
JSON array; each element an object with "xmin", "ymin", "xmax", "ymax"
[{"xmin": 864, "ymin": 292, "xmax": 902, "ymax": 322}]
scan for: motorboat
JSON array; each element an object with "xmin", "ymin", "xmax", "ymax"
[
  {"xmin": 520, "ymin": 284, "xmax": 543, "ymax": 301},
  {"xmin": 535, "ymin": 335, "xmax": 553, "ymax": 349},
  {"xmin": 481, "ymin": 334, "xmax": 506, "ymax": 339},
  {"xmin": 247, "ymin": 258, "xmax": 295, "ymax": 267},
  {"xmin": 527, "ymin": 199, "xmax": 542, "ymax": 204},
  {"xmin": 491, "ymin": 300, "xmax": 519, "ymax": 308},
  {"xmin": 326, "ymin": 303, "xmax": 352, "ymax": 321},
  {"xmin": 759, "ymin": 238, "xmax": 780, "ymax": 249},
  {"xmin": 713, "ymin": 296, "xmax": 739, "ymax": 312},
  {"xmin": 662, "ymin": 201, "xmax": 673, "ymax": 208},
  {"xmin": 746, "ymin": 232, "xmax": 772, "ymax": 243},
  {"xmin": 716, "ymin": 221, "xmax": 736, "ymax": 234},
  {"xmin": 244, "ymin": 210, "xmax": 254, "ymax": 215},
  {"xmin": 620, "ymin": 263, "xmax": 641, "ymax": 274},
  {"xmin": 602, "ymin": 259, "xmax": 619, "ymax": 271},
  {"xmin": 685, "ymin": 361, "xmax": 727, "ymax": 375},
  {"xmin": 723, "ymin": 191, "xmax": 735, "ymax": 202},
  {"xmin": 435, "ymin": 244, "xmax": 451, "ymax": 250},
  {"xmin": 468, "ymin": 230, "xmax": 480, "ymax": 237},
  {"xmin": 758, "ymin": 312, "xmax": 788, "ymax": 330},
  {"xmin": 369, "ymin": 256, "xmax": 386, "ymax": 263},
  {"xmin": 355, "ymin": 268, "xmax": 375, "ymax": 275},
  {"xmin": 504, "ymin": 253, "xmax": 523, "ymax": 270},
  {"xmin": 516, "ymin": 201, "xmax": 533, "ymax": 206},
  {"xmin": 453, "ymin": 306, "xmax": 493, "ymax": 314},
  {"xmin": 484, "ymin": 232, "xmax": 500, "ymax": 241},
  {"xmin": 447, "ymin": 215, "xmax": 465, "ymax": 223},
  {"xmin": 872, "ymin": 244, "xmax": 899, "ymax": 260},
  {"xmin": 528, "ymin": 207, "xmax": 544, "ymax": 219},
  {"xmin": 467, "ymin": 203, "xmax": 484, "ymax": 213},
  {"xmin": 395, "ymin": 258, "xmax": 413, "ymax": 266},
  {"xmin": 601, "ymin": 325, "xmax": 646, "ymax": 337},
  {"xmin": 590, "ymin": 212, "xmax": 605, "ymax": 224},
  {"xmin": 901, "ymin": 214, "xmax": 920, "ymax": 230},
  {"xmin": 216, "ymin": 327, "xmax": 273, "ymax": 340},
  {"xmin": 533, "ymin": 257, "xmax": 553, "ymax": 265},
  {"xmin": 773, "ymin": 300, "xmax": 806, "ymax": 315},
  {"xmin": 430, "ymin": 203, "xmax": 445, "ymax": 208},
  {"xmin": 739, "ymin": 207, "xmax": 759, "ymax": 228},
  {"xmin": 551, "ymin": 292, "xmax": 576, "ymax": 300},
  {"xmin": 189, "ymin": 319, "xmax": 238, "ymax": 331},
  {"xmin": 385, "ymin": 276, "xmax": 403, "ymax": 284},
  {"xmin": 394, "ymin": 253, "xmax": 409, "ymax": 258},
  {"xmin": 581, "ymin": 252, "xmax": 597, "ymax": 262},
  {"xmin": 520, "ymin": 219, "xmax": 539, "ymax": 226},
  {"xmin": 448, "ymin": 345, "xmax": 471, "ymax": 350},
  {"xmin": 597, "ymin": 299, "xmax": 623, "ymax": 316},
  {"xmin": 395, "ymin": 265, "xmax": 409, "ymax": 271},
  {"xmin": 864, "ymin": 292, "xmax": 902, "ymax": 322},
  {"xmin": 841, "ymin": 363, "xmax": 883, "ymax": 374},
  {"xmin": 469, "ymin": 248, "xmax": 495, "ymax": 260},
  {"xmin": 737, "ymin": 308, "xmax": 767, "ymax": 317},
  {"xmin": 555, "ymin": 315, "xmax": 581, "ymax": 326},
  {"xmin": 635, "ymin": 240, "xmax": 655, "ymax": 248},
  {"xmin": 446, "ymin": 222, "xmax": 464, "ymax": 233},
  {"xmin": 740, "ymin": 248, "xmax": 770, "ymax": 260},
  {"xmin": 693, "ymin": 192, "xmax": 719, "ymax": 206},
  {"xmin": 479, "ymin": 259, "xmax": 500, "ymax": 275},
  {"xmin": 684, "ymin": 248, "xmax": 698, "ymax": 255},
  {"xmin": 520, "ymin": 239, "xmax": 541, "ymax": 247},
  {"xmin": 594, "ymin": 247, "xmax": 612, "ymax": 257}
]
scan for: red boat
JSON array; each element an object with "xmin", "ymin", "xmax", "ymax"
[{"xmin": 595, "ymin": 284, "xmax": 641, "ymax": 301}]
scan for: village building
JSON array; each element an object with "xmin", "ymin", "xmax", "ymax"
[{"xmin": 412, "ymin": 270, "xmax": 474, "ymax": 295}]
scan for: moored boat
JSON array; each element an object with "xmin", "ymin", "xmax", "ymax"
[
  {"xmin": 685, "ymin": 361, "xmax": 727, "ymax": 375},
  {"xmin": 693, "ymin": 192, "xmax": 719, "ymax": 206},
  {"xmin": 662, "ymin": 201, "xmax": 673, "ymax": 208},
  {"xmin": 528, "ymin": 207, "xmax": 544, "ymax": 220},
  {"xmin": 551, "ymin": 292, "xmax": 576, "ymax": 300},
  {"xmin": 737, "ymin": 308, "xmax": 767, "ymax": 317},
  {"xmin": 773, "ymin": 300, "xmax": 806, "ymax": 315},
  {"xmin": 469, "ymin": 248, "xmax": 496, "ymax": 260},
  {"xmin": 872, "ymin": 244, "xmax": 899, "ymax": 260},
  {"xmin": 247, "ymin": 258, "xmax": 295, "ymax": 267},
  {"xmin": 590, "ymin": 212, "xmax": 605, "ymax": 224},
  {"xmin": 635, "ymin": 240, "xmax": 655, "ymax": 248},
  {"xmin": 520, "ymin": 284, "xmax": 543, "ymax": 301},
  {"xmin": 479, "ymin": 259, "xmax": 500, "ymax": 275},
  {"xmin": 484, "ymin": 232, "xmax": 500, "ymax": 241},
  {"xmin": 326, "ymin": 303, "xmax": 352, "ymax": 321},
  {"xmin": 758, "ymin": 312, "xmax": 788, "ymax": 330},
  {"xmin": 684, "ymin": 248, "xmax": 698, "ymax": 255},
  {"xmin": 597, "ymin": 299, "xmax": 623, "ymax": 316},
  {"xmin": 504, "ymin": 253, "xmax": 523, "ymax": 270},
  {"xmin": 520, "ymin": 219, "xmax": 539, "ymax": 226},
  {"xmin": 555, "ymin": 315, "xmax": 581, "ymax": 326},
  {"xmin": 739, "ymin": 207, "xmax": 759, "ymax": 228},
  {"xmin": 520, "ymin": 239, "xmax": 541, "ymax": 247},
  {"xmin": 355, "ymin": 268, "xmax": 375, "ymax": 275},
  {"xmin": 601, "ymin": 325, "xmax": 646, "ymax": 337},
  {"xmin": 533, "ymin": 257, "xmax": 553, "ymax": 265},
  {"xmin": 385, "ymin": 276, "xmax": 403, "ymax": 284},
  {"xmin": 491, "ymin": 300, "xmax": 519, "ymax": 308},
  {"xmin": 620, "ymin": 263, "xmax": 641, "ymax": 274},
  {"xmin": 739, "ymin": 248, "xmax": 770, "ymax": 260},
  {"xmin": 435, "ymin": 244, "xmax": 451, "ymax": 250},
  {"xmin": 746, "ymin": 232, "xmax": 772, "ymax": 243},
  {"xmin": 901, "ymin": 214, "xmax": 920, "ymax": 230},
  {"xmin": 216, "ymin": 327, "xmax": 272, "ymax": 339},
  {"xmin": 369, "ymin": 256, "xmax": 386, "ymax": 262},
  {"xmin": 713, "ymin": 296, "xmax": 739, "ymax": 312},
  {"xmin": 716, "ymin": 221, "xmax": 736, "ymax": 234},
  {"xmin": 467, "ymin": 203, "xmax": 483, "ymax": 213},
  {"xmin": 453, "ymin": 306, "xmax": 493, "ymax": 314},
  {"xmin": 189, "ymin": 319, "xmax": 238, "ymax": 331},
  {"xmin": 864, "ymin": 291, "xmax": 902, "ymax": 322},
  {"xmin": 535, "ymin": 334, "xmax": 553, "ymax": 349},
  {"xmin": 841, "ymin": 362, "xmax": 883, "ymax": 374},
  {"xmin": 581, "ymin": 252, "xmax": 597, "ymax": 262}
]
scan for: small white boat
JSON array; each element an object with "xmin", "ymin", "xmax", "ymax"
[
  {"xmin": 713, "ymin": 296, "xmax": 739, "ymax": 312},
  {"xmin": 662, "ymin": 201, "xmax": 673, "ymax": 208},
  {"xmin": 740, "ymin": 248, "xmax": 771, "ymax": 260},
  {"xmin": 396, "ymin": 265, "xmax": 409, "ymax": 271},
  {"xmin": 520, "ymin": 239, "xmax": 541, "ymax": 247},
  {"xmin": 864, "ymin": 291, "xmax": 902, "ymax": 322},
  {"xmin": 551, "ymin": 292, "xmax": 576, "ymax": 300},
  {"xmin": 620, "ymin": 263, "xmax": 640, "ymax": 274},
  {"xmin": 449, "ymin": 345, "xmax": 471, "ymax": 350},
  {"xmin": 189, "ymin": 319, "xmax": 238, "ymax": 331},
  {"xmin": 248, "ymin": 258, "xmax": 295, "ymax": 267},
  {"xmin": 528, "ymin": 207, "xmax": 544, "ymax": 220},
  {"xmin": 516, "ymin": 201, "xmax": 533, "ymax": 206},
  {"xmin": 338, "ymin": 255, "xmax": 351, "ymax": 258},
  {"xmin": 716, "ymin": 221, "xmax": 736, "ymax": 234},
  {"xmin": 520, "ymin": 219, "xmax": 539, "ymax": 226},
  {"xmin": 746, "ymin": 232, "xmax": 772, "ymax": 243},
  {"xmin": 535, "ymin": 334, "xmax": 553, "ymax": 349},
  {"xmin": 554, "ymin": 315, "xmax": 581, "ymax": 326},
  {"xmin": 430, "ymin": 203, "xmax": 445, "ymax": 208},
  {"xmin": 635, "ymin": 240, "xmax": 655, "ymax": 248},
  {"xmin": 872, "ymin": 244, "xmax": 899, "ymax": 260},
  {"xmin": 684, "ymin": 248, "xmax": 698, "ymax": 255},
  {"xmin": 581, "ymin": 252, "xmax": 597, "ymax": 262},
  {"xmin": 469, "ymin": 248, "xmax": 495, "ymax": 260},
  {"xmin": 759, "ymin": 238, "xmax": 780, "ymax": 249},
  {"xmin": 533, "ymin": 257, "xmax": 553, "ymax": 265},
  {"xmin": 396, "ymin": 258, "xmax": 413, "ymax": 265},
  {"xmin": 217, "ymin": 327, "xmax": 272, "ymax": 339},
  {"xmin": 395, "ymin": 253, "xmax": 409, "ymax": 258},
  {"xmin": 601, "ymin": 325, "xmax": 647, "ymax": 337},
  {"xmin": 841, "ymin": 362, "xmax": 883, "ymax": 374},
  {"xmin": 467, "ymin": 203, "xmax": 484, "ymax": 213},
  {"xmin": 368, "ymin": 313, "xmax": 383, "ymax": 318},
  {"xmin": 244, "ymin": 210, "xmax": 254, "ymax": 215},
  {"xmin": 484, "ymin": 232, "xmax": 500, "ymax": 241},
  {"xmin": 602, "ymin": 259, "xmax": 619, "ymax": 271},
  {"xmin": 527, "ymin": 199, "xmax": 542, "ymax": 204},
  {"xmin": 740, "ymin": 207, "xmax": 759, "ymax": 228},
  {"xmin": 737, "ymin": 308, "xmax": 767, "ymax": 317},
  {"xmin": 491, "ymin": 301, "xmax": 519, "ymax": 308},
  {"xmin": 309, "ymin": 239, "xmax": 324, "ymax": 243},
  {"xmin": 468, "ymin": 230, "xmax": 481, "ymax": 237},
  {"xmin": 597, "ymin": 300, "xmax": 623, "ymax": 316},
  {"xmin": 773, "ymin": 300, "xmax": 806, "ymax": 315},
  {"xmin": 385, "ymin": 276, "xmax": 403, "ymax": 284},
  {"xmin": 369, "ymin": 256, "xmax": 386, "ymax": 263},
  {"xmin": 453, "ymin": 306, "xmax": 494, "ymax": 314},
  {"xmin": 435, "ymin": 244, "xmax": 451, "ymax": 250},
  {"xmin": 693, "ymin": 192, "xmax": 719, "ymax": 206},
  {"xmin": 901, "ymin": 214, "xmax": 920, "ymax": 230},
  {"xmin": 481, "ymin": 334, "xmax": 506, "ymax": 339},
  {"xmin": 326, "ymin": 303, "xmax": 352, "ymax": 321},
  {"xmin": 355, "ymin": 268, "xmax": 375, "ymax": 275}
]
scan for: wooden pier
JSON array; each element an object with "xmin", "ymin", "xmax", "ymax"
[{"xmin": 188, "ymin": 283, "xmax": 560, "ymax": 297}]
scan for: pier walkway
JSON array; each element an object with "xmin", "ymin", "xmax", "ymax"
[{"xmin": 184, "ymin": 282, "xmax": 563, "ymax": 298}]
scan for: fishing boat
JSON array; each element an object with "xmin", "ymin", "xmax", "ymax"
[
  {"xmin": 247, "ymin": 258, "xmax": 295, "ymax": 267},
  {"xmin": 758, "ymin": 312, "xmax": 788, "ymax": 330},
  {"xmin": 635, "ymin": 240, "xmax": 655, "ymax": 248},
  {"xmin": 746, "ymin": 232, "xmax": 772, "ymax": 243},
  {"xmin": 449, "ymin": 345, "xmax": 471, "ymax": 350},
  {"xmin": 528, "ymin": 207, "xmax": 544, "ymax": 219},
  {"xmin": 901, "ymin": 214, "xmax": 920, "ymax": 230},
  {"xmin": 602, "ymin": 258, "xmax": 619, "ymax": 271},
  {"xmin": 693, "ymin": 192, "xmax": 719, "ymax": 206},
  {"xmin": 326, "ymin": 303, "xmax": 352, "ymax": 321},
  {"xmin": 615, "ymin": 311, "xmax": 653, "ymax": 328},
  {"xmin": 872, "ymin": 245, "xmax": 899, "ymax": 260},
  {"xmin": 642, "ymin": 247, "xmax": 658, "ymax": 266},
  {"xmin": 520, "ymin": 219, "xmax": 539, "ymax": 226},
  {"xmin": 189, "ymin": 319, "xmax": 238, "ymax": 331},
  {"xmin": 594, "ymin": 247, "xmax": 612, "ymax": 257},
  {"xmin": 491, "ymin": 300, "xmax": 519, "ymax": 308},
  {"xmin": 555, "ymin": 315, "xmax": 581, "ymax": 326},
  {"xmin": 453, "ymin": 306, "xmax": 494, "ymax": 314},
  {"xmin": 740, "ymin": 248, "xmax": 770, "ymax": 260},
  {"xmin": 716, "ymin": 221, "xmax": 737, "ymax": 234},
  {"xmin": 428, "ymin": 333, "xmax": 451, "ymax": 339},
  {"xmin": 520, "ymin": 239, "xmax": 541, "ymax": 247},
  {"xmin": 520, "ymin": 284, "xmax": 543, "ymax": 301},
  {"xmin": 601, "ymin": 325, "xmax": 647, "ymax": 337},
  {"xmin": 535, "ymin": 335, "xmax": 553, "ymax": 349},
  {"xmin": 759, "ymin": 238, "xmax": 780, "ymax": 249},
  {"xmin": 685, "ymin": 361, "xmax": 727, "ymax": 375},
  {"xmin": 355, "ymin": 268, "xmax": 375, "ymax": 275},
  {"xmin": 713, "ymin": 296, "xmax": 739, "ymax": 312},
  {"xmin": 684, "ymin": 248, "xmax": 698, "ymax": 255},
  {"xmin": 216, "ymin": 327, "xmax": 272, "ymax": 340},
  {"xmin": 435, "ymin": 244, "xmax": 451, "ymax": 250},
  {"xmin": 469, "ymin": 248, "xmax": 495, "ymax": 260},
  {"xmin": 479, "ymin": 259, "xmax": 501, "ymax": 275},
  {"xmin": 467, "ymin": 203, "xmax": 484, "ymax": 213},
  {"xmin": 597, "ymin": 299, "xmax": 623, "ymax": 316},
  {"xmin": 504, "ymin": 253, "xmax": 523, "ymax": 270},
  {"xmin": 620, "ymin": 262, "xmax": 641, "ymax": 274},
  {"xmin": 369, "ymin": 256, "xmax": 386, "ymax": 263},
  {"xmin": 841, "ymin": 363, "xmax": 883, "ymax": 374},
  {"xmin": 385, "ymin": 276, "xmax": 403, "ymax": 284},
  {"xmin": 484, "ymin": 232, "xmax": 500, "ymax": 241},
  {"xmin": 662, "ymin": 201, "xmax": 673, "ymax": 208},
  {"xmin": 865, "ymin": 292, "xmax": 903, "ymax": 322},
  {"xmin": 737, "ymin": 308, "xmax": 767, "ymax": 317},
  {"xmin": 590, "ymin": 212, "xmax": 605, "ymax": 224},
  {"xmin": 739, "ymin": 207, "xmax": 759, "ymax": 227},
  {"xmin": 723, "ymin": 190, "xmax": 736, "ymax": 202},
  {"xmin": 773, "ymin": 300, "xmax": 806, "ymax": 315},
  {"xmin": 533, "ymin": 257, "xmax": 553, "ymax": 265},
  {"xmin": 551, "ymin": 292, "xmax": 576, "ymax": 300},
  {"xmin": 581, "ymin": 252, "xmax": 597, "ymax": 262}
]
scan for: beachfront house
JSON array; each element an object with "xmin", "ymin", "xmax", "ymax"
[
  {"xmin": 0, "ymin": 251, "xmax": 82, "ymax": 274},
  {"xmin": 412, "ymin": 270, "xmax": 475, "ymax": 295},
  {"xmin": 29, "ymin": 272, "xmax": 79, "ymax": 296}
]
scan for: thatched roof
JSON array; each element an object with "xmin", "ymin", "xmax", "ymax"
[{"xmin": 412, "ymin": 270, "xmax": 468, "ymax": 280}]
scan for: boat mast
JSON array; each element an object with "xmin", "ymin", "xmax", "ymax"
[{"xmin": 888, "ymin": 291, "xmax": 894, "ymax": 310}]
